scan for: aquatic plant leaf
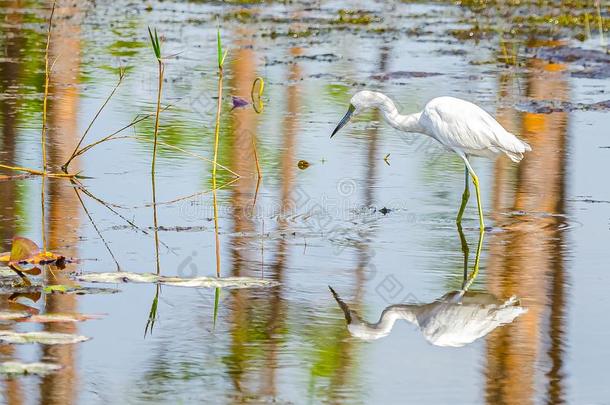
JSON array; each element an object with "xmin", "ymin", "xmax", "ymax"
[
  {"xmin": 76, "ymin": 272, "xmax": 279, "ymax": 289},
  {"xmin": 0, "ymin": 237, "xmax": 65, "ymax": 268},
  {"xmin": 217, "ymin": 26, "xmax": 223, "ymax": 67},
  {"xmin": 0, "ymin": 362, "xmax": 62, "ymax": 376},
  {"xmin": 148, "ymin": 26, "xmax": 161, "ymax": 60},
  {"xmin": 22, "ymin": 313, "xmax": 104, "ymax": 323},
  {"xmin": 9, "ymin": 237, "xmax": 39, "ymax": 262},
  {"xmin": 43, "ymin": 284, "xmax": 79, "ymax": 294},
  {"xmin": 0, "ymin": 331, "xmax": 90, "ymax": 345}
]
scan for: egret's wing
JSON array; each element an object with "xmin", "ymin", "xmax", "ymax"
[{"xmin": 420, "ymin": 97, "xmax": 530, "ymax": 161}]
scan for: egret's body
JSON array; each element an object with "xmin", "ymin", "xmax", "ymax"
[{"xmin": 331, "ymin": 91, "xmax": 532, "ymax": 230}]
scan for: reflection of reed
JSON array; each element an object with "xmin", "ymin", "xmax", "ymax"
[
  {"xmin": 486, "ymin": 56, "xmax": 568, "ymax": 405},
  {"xmin": 40, "ymin": 2, "xmax": 83, "ymax": 403}
]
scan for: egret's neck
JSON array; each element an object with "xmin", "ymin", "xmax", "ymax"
[{"xmin": 374, "ymin": 93, "xmax": 424, "ymax": 133}]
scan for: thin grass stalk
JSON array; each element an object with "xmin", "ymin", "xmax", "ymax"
[
  {"xmin": 152, "ymin": 61, "xmax": 164, "ymax": 176},
  {"xmin": 72, "ymin": 109, "xmax": 165, "ymax": 160},
  {"xmin": 41, "ymin": 1, "xmax": 56, "ymax": 173},
  {"xmin": 63, "ymin": 68, "xmax": 125, "ymax": 172}
]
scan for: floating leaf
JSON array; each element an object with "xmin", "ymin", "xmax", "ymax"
[
  {"xmin": 9, "ymin": 237, "xmax": 39, "ymax": 262},
  {"xmin": 0, "ymin": 362, "xmax": 62, "ymax": 376},
  {"xmin": 297, "ymin": 160, "xmax": 310, "ymax": 170},
  {"xmin": 0, "ymin": 236, "xmax": 66, "ymax": 268},
  {"xmin": 43, "ymin": 284, "xmax": 80, "ymax": 294},
  {"xmin": 0, "ymin": 331, "xmax": 90, "ymax": 345},
  {"xmin": 22, "ymin": 313, "xmax": 104, "ymax": 323},
  {"xmin": 76, "ymin": 272, "xmax": 279, "ymax": 289}
]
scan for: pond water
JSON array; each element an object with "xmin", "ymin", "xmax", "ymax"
[{"xmin": 1, "ymin": 1, "xmax": 609, "ymax": 404}]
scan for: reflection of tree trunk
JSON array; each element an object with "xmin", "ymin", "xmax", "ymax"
[
  {"xmin": 486, "ymin": 58, "xmax": 568, "ymax": 405},
  {"xmin": 0, "ymin": 0, "xmax": 24, "ymax": 245},
  {"xmin": 0, "ymin": 3, "xmax": 26, "ymax": 403},
  {"xmin": 326, "ymin": 46, "xmax": 389, "ymax": 404},
  {"xmin": 258, "ymin": 46, "xmax": 301, "ymax": 399},
  {"xmin": 225, "ymin": 40, "xmax": 260, "ymax": 398},
  {"xmin": 40, "ymin": 2, "xmax": 82, "ymax": 404}
]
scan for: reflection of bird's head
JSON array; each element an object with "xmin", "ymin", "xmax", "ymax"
[{"xmin": 329, "ymin": 286, "xmax": 403, "ymax": 341}]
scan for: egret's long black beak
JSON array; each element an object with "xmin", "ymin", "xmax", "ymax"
[{"xmin": 331, "ymin": 104, "xmax": 355, "ymax": 138}]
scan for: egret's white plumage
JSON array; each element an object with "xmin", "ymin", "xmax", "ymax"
[
  {"xmin": 331, "ymin": 90, "xmax": 532, "ymax": 229},
  {"xmin": 347, "ymin": 91, "xmax": 531, "ymax": 162}
]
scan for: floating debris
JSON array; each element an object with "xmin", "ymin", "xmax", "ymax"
[
  {"xmin": 0, "ymin": 311, "xmax": 30, "ymax": 321},
  {"xmin": 383, "ymin": 153, "xmax": 391, "ymax": 166},
  {"xmin": 22, "ymin": 313, "xmax": 105, "ymax": 323},
  {"xmin": 76, "ymin": 272, "xmax": 280, "ymax": 289},
  {"xmin": 0, "ymin": 362, "xmax": 62, "ymax": 376},
  {"xmin": 371, "ymin": 71, "xmax": 442, "ymax": 81},
  {"xmin": 516, "ymin": 99, "xmax": 610, "ymax": 114},
  {"xmin": 0, "ymin": 331, "xmax": 90, "ymax": 345},
  {"xmin": 297, "ymin": 160, "xmax": 310, "ymax": 170}
]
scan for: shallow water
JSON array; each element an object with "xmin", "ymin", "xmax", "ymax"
[{"xmin": 1, "ymin": 1, "xmax": 609, "ymax": 404}]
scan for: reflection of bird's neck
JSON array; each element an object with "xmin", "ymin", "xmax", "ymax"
[
  {"xmin": 372, "ymin": 92, "xmax": 424, "ymax": 134},
  {"xmin": 348, "ymin": 305, "xmax": 419, "ymax": 340}
]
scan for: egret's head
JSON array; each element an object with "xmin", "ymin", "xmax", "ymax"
[{"xmin": 330, "ymin": 91, "xmax": 382, "ymax": 138}]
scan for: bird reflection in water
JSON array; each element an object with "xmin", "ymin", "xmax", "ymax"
[{"xmin": 329, "ymin": 230, "xmax": 526, "ymax": 348}]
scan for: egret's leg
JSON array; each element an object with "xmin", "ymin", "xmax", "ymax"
[
  {"xmin": 456, "ymin": 166, "xmax": 470, "ymax": 225},
  {"xmin": 458, "ymin": 154, "xmax": 485, "ymax": 231}
]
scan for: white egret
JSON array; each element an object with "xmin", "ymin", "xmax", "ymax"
[{"xmin": 331, "ymin": 91, "xmax": 532, "ymax": 230}]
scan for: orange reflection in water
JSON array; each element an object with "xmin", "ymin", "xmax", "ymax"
[{"xmin": 486, "ymin": 56, "xmax": 568, "ymax": 405}]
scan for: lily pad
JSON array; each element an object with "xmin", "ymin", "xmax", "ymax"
[
  {"xmin": 0, "ymin": 361, "xmax": 62, "ymax": 376},
  {"xmin": 0, "ymin": 331, "xmax": 90, "ymax": 345},
  {"xmin": 76, "ymin": 272, "xmax": 280, "ymax": 289}
]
